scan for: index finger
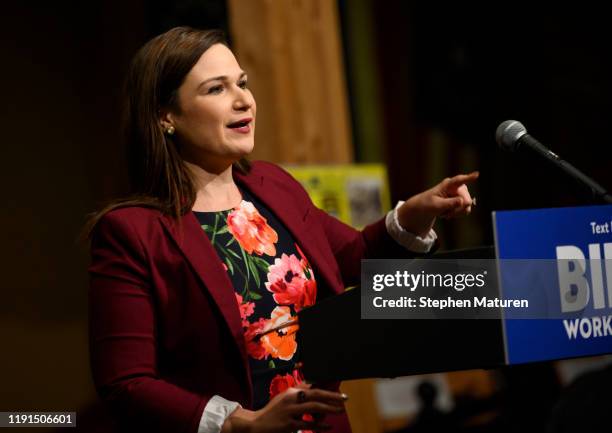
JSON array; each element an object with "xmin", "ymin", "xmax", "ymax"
[
  {"xmin": 304, "ymin": 389, "xmax": 349, "ymax": 405},
  {"xmin": 444, "ymin": 171, "xmax": 479, "ymax": 188}
]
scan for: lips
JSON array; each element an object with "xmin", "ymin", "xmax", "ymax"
[
  {"xmin": 227, "ymin": 118, "xmax": 252, "ymax": 128},
  {"xmin": 227, "ymin": 117, "xmax": 253, "ymax": 134}
]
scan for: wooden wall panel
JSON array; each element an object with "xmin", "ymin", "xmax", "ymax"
[
  {"xmin": 341, "ymin": 379, "xmax": 383, "ymax": 433},
  {"xmin": 228, "ymin": 3, "xmax": 376, "ymax": 432},
  {"xmin": 227, "ymin": 0, "xmax": 353, "ymax": 164}
]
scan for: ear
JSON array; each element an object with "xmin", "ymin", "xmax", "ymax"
[{"xmin": 158, "ymin": 108, "xmax": 175, "ymax": 131}]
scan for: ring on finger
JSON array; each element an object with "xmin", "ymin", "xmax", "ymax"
[{"xmin": 297, "ymin": 390, "xmax": 307, "ymax": 404}]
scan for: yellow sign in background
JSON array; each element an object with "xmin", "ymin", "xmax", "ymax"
[{"xmin": 285, "ymin": 164, "xmax": 391, "ymax": 229}]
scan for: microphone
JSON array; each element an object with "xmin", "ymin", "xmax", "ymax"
[{"xmin": 496, "ymin": 120, "xmax": 612, "ymax": 204}]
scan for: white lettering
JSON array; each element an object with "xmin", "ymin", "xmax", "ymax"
[
  {"xmin": 563, "ymin": 319, "xmax": 580, "ymax": 339},
  {"xmin": 604, "ymin": 315, "xmax": 612, "ymax": 335},
  {"xmin": 588, "ymin": 244, "xmax": 606, "ymax": 309},
  {"xmin": 590, "ymin": 221, "xmax": 610, "ymax": 234},
  {"xmin": 372, "ymin": 274, "xmax": 384, "ymax": 291},
  {"xmin": 605, "ymin": 243, "xmax": 612, "ymax": 307},
  {"xmin": 556, "ymin": 246, "xmax": 590, "ymax": 312},
  {"xmin": 563, "ymin": 316, "xmax": 612, "ymax": 340},
  {"xmin": 579, "ymin": 318, "xmax": 592, "ymax": 338},
  {"xmin": 592, "ymin": 316, "xmax": 603, "ymax": 337}
]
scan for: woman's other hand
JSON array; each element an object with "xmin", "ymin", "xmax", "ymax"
[
  {"xmin": 397, "ymin": 172, "xmax": 479, "ymax": 237},
  {"xmin": 222, "ymin": 384, "xmax": 347, "ymax": 433}
]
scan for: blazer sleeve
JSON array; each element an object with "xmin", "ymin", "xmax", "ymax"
[
  {"xmin": 264, "ymin": 162, "xmax": 436, "ymax": 288},
  {"xmin": 88, "ymin": 211, "xmax": 209, "ymax": 433},
  {"xmin": 313, "ymin": 207, "xmax": 435, "ymax": 287}
]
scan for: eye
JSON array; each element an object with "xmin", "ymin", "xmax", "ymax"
[
  {"xmin": 207, "ymin": 85, "xmax": 223, "ymax": 95},
  {"xmin": 238, "ymin": 79, "xmax": 248, "ymax": 89}
]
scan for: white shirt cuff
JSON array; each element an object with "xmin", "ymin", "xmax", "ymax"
[
  {"xmin": 198, "ymin": 395, "xmax": 242, "ymax": 433},
  {"xmin": 385, "ymin": 200, "xmax": 437, "ymax": 253}
]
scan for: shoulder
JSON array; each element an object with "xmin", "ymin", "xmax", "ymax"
[
  {"xmin": 246, "ymin": 160, "xmax": 313, "ymax": 204},
  {"xmin": 248, "ymin": 160, "xmax": 298, "ymax": 183},
  {"xmin": 92, "ymin": 206, "xmax": 163, "ymax": 242},
  {"xmin": 99, "ymin": 206, "xmax": 161, "ymax": 226},
  {"xmin": 247, "ymin": 161, "xmax": 308, "ymax": 192}
]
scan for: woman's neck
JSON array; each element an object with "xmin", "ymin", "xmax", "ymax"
[{"xmin": 186, "ymin": 161, "xmax": 242, "ymax": 212}]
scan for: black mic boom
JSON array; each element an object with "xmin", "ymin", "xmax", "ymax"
[{"xmin": 495, "ymin": 120, "xmax": 612, "ymax": 204}]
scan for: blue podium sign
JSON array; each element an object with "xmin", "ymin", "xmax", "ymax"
[{"xmin": 492, "ymin": 205, "xmax": 612, "ymax": 364}]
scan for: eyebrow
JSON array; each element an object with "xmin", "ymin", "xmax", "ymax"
[{"xmin": 197, "ymin": 72, "xmax": 247, "ymax": 90}]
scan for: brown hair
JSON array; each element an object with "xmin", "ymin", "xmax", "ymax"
[{"xmin": 84, "ymin": 26, "xmax": 250, "ymax": 237}]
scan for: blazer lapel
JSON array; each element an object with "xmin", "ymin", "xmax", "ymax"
[
  {"xmin": 159, "ymin": 213, "xmax": 250, "ymax": 373},
  {"xmin": 235, "ymin": 168, "xmax": 341, "ymax": 295},
  {"xmin": 157, "ymin": 165, "xmax": 339, "ymax": 396}
]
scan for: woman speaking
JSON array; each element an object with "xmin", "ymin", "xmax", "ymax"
[{"xmin": 87, "ymin": 26, "xmax": 477, "ymax": 433}]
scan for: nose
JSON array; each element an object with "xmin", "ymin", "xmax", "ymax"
[{"xmin": 233, "ymin": 87, "xmax": 253, "ymax": 112}]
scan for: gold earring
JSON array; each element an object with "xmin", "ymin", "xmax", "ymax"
[{"xmin": 165, "ymin": 126, "xmax": 175, "ymax": 136}]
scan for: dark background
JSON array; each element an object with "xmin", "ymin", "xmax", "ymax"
[
  {"xmin": 2, "ymin": 1, "xmax": 611, "ymax": 432},
  {"xmin": 361, "ymin": 3, "xmax": 612, "ymax": 247}
]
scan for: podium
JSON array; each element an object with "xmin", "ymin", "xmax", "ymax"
[
  {"xmin": 296, "ymin": 205, "xmax": 612, "ymax": 383},
  {"xmin": 297, "ymin": 285, "xmax": 506, "ymax": 383},
  {"xmin": 296, "ymin": 247, "xmax": 506, "ymax": 383}
]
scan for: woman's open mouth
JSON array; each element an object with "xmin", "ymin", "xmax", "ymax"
[{"xmin": 227, "ymin": 118, "xmax": 253, "ymax": 134}]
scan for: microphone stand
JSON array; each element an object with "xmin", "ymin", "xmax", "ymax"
[{"xmin": 521, "ymin": 138, "xmax": 612, "ymax": 204}]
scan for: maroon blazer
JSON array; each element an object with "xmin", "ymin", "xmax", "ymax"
[{"xmin": 89, "ymin": 161, "xmax": 417, "ymax": 433}]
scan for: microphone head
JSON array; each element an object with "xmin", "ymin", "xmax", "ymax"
[{"xmin": 496, "ymin": 120, "xmax": 527, "ymax": 151}]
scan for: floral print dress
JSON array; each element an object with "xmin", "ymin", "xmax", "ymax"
[{"xmin": 193, "ymin": 188, "xmax": 317, "ymax": 410}]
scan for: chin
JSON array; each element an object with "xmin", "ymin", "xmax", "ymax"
[{"xmin": 234, "ymin": 140, "xmax": 255, "ymax": 157}]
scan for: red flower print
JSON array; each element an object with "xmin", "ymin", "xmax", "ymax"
[
  {"xmin": 269, "ymin": 372, "xmax": 297, "ymax": 398},
  {"xmin": 260, "ymin": 306, "xmax": 298, "ymax": 361},
  {"xmin": 235, "ymin": 293, "xmax": 255, "ymax": 327},
  {"xmin": 269, "ymin": 370, "xmax": 313, "ymax": 433},
  {"xmin": 292, "ymin": 368, "xmax": 305, "ymax": 384},
  {"xmin": 269, "ymin": 369, "xmax": 304, "ymax": 398},
  {"xmin": 295, "ymin": 243, "xmax": 311, "ymax": 269},
  {"xmin": 227, "ymin": 201, "xmax": 278, "ymax": 256},
  {"xmin": 245, "ymin": 318, "xmax": 268, "ymax": 360},
  {"xmin": 265, "ymin": 254, "xmax": 316, "ymax": 311},
  {"xmin": 301, "ymin": 414, "xmax": 315, "ymax": 433},
  {"xmin": 301, "ymin": 279, "xmax": 316, "ymax": 311}
]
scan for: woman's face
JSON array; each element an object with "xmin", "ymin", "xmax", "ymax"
[{"xmin": 163, "ymin": 44, "xmax": 256, "ymax": 171}]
